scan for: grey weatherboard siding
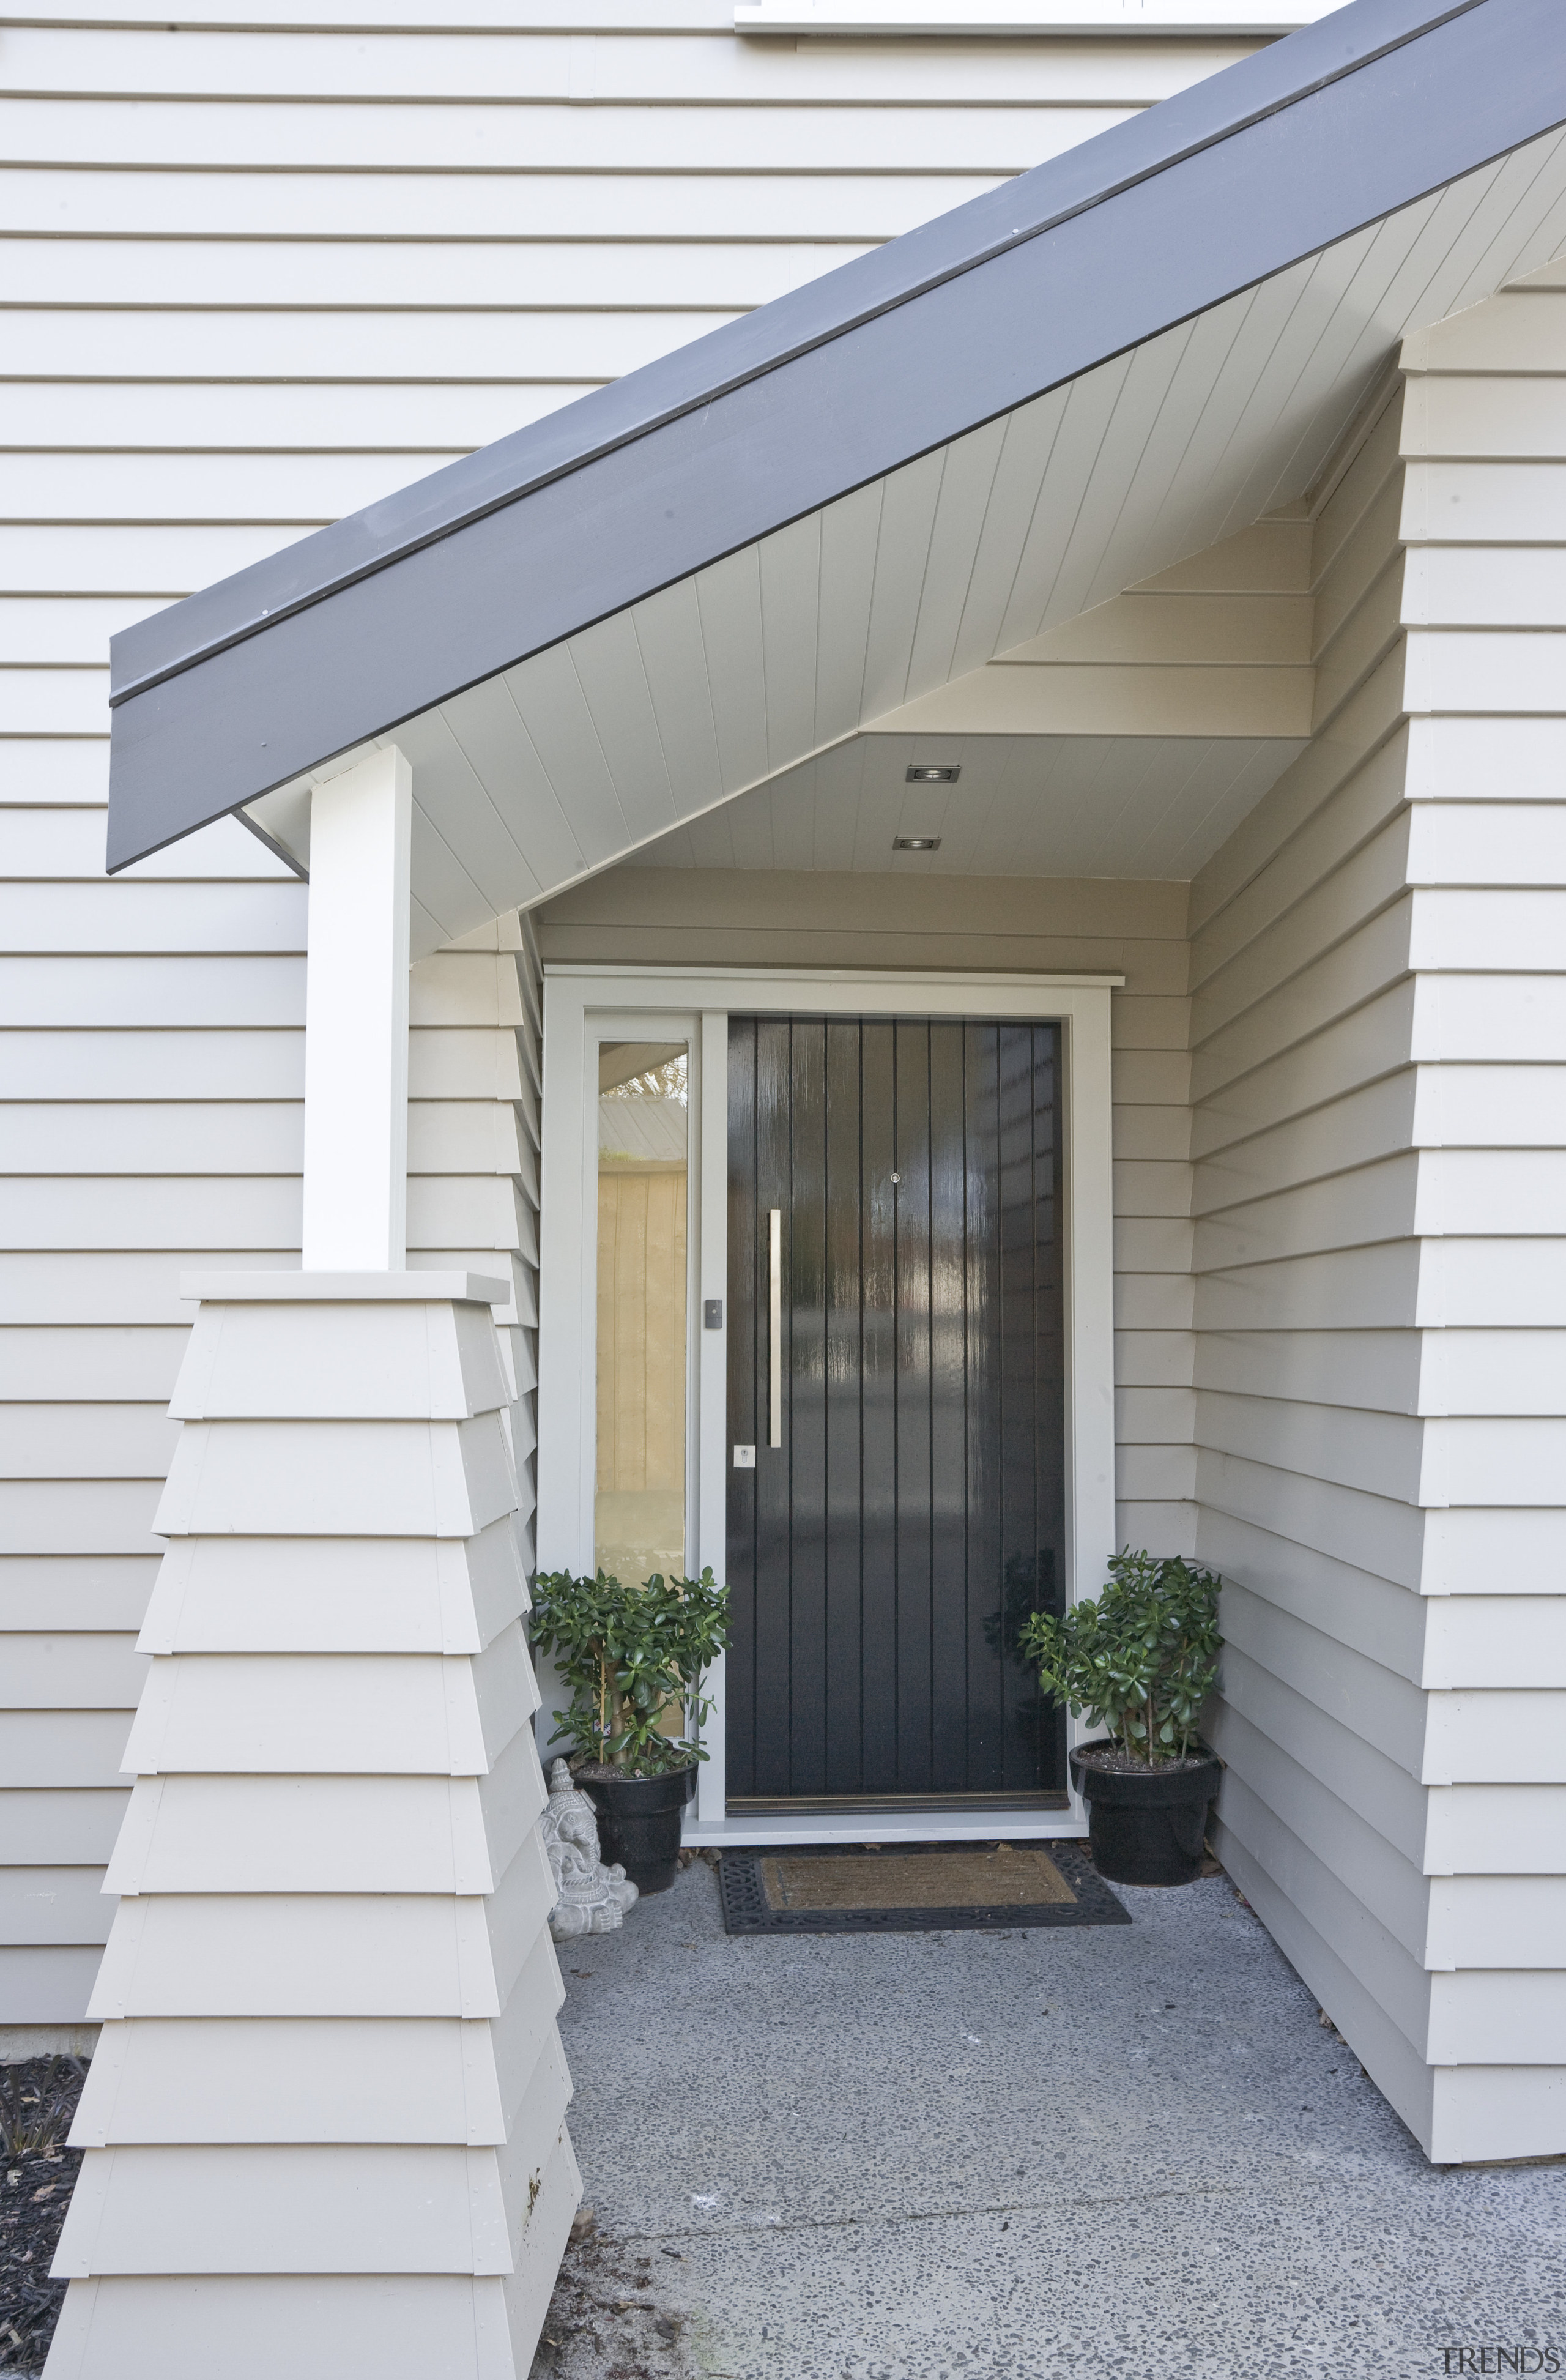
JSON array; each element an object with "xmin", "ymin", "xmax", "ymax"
[{"xmin": 106, "ymin": 0, "xmax": 1566, "ymax": 869}]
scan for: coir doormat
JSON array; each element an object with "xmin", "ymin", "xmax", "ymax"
[{"xmin": 718, "ymin": 1839, "xmax": 1129, "ymax": 1934}]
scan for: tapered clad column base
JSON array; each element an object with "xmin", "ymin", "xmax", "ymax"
[{"xmin": 45, "ymin": 1276, "xmax": 578, "ymax": 2379}]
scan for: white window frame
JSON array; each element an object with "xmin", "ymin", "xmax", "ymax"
[
  {"xmin": 536, "ymin": 964, "xmax": 1121, "ymax": 1845},
  {"xmin": 733, "ymin": 0, "xmax": 1327, "ymax": 33}
]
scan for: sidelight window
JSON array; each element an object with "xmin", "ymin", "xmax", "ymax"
[{"xmin": 594, "ymin": 1040, "xmax": 690, "ymax": 1586}]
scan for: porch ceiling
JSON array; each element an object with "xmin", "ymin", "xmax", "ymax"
[
  {"xmin": 105, "ymin": 0, "xmax": 1566, "ymax": 956},
  {"xmin": 623, "ymin": 734, "xmax": 1309, "ymax": 882}
]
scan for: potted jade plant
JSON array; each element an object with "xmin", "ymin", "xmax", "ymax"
[
  {"xmin": 529, "ymin": 1564, "xmax": 730, "ymax": 1895},
  {"xmin": 1020, "ymin": 1551, "xmax": 1223, "ymax": 1887}
]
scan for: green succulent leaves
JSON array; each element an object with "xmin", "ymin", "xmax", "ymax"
[
  {"xmin": 1019, "ymin": 1550, "xmax": 1222, "ymax": 1768},
  {"xmin": 529, "ymin": 1564, "xmax": 732, "ymax": 1778}
]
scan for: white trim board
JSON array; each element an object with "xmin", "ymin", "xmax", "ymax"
[
  {"xmin": 737, "ymin": 1, "xmax": 1321, "ymax": 24},
  {"xmin": 683, "ymin": 1807, "xmax": 1089, "ymax": 1848},
  {"xmin": 536, "ymin": 964, "xmax": 1121, "ymax": 1839},
  {"xmin": 545, "ymin": 966, "xmax": 1126, "ymax": 994}
]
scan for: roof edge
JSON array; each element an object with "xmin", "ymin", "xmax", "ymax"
[{"xmin": 108, "ymin": 0, "xmax": 1480, "ymax": 712}]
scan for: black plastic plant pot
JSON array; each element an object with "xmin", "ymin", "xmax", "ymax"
[
  {"xmin": 577, "ymin": 1766, "xmax": 694, "ymax": 1895},
  {"xmin": 1069, "ymin": 1744, "xmax": 1223, "ymax": 1887}
]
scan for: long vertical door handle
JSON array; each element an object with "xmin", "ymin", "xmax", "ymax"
[{"xmin": 768, "ymin": 1207, "xmax": 782, "ymax": 1449}]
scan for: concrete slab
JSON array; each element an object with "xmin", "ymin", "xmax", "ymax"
[{"xmin": 541, "ymin": 1859, "xmax": 1565, "ymax": 2380}]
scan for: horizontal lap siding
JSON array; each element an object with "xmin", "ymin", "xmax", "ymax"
[
  {"xmin": 409, "ymin": 915, "xmax": 544, "ymax": 1534},
  {"xmin": 0, "ymin": 7, "xmax": 1245, "ymax": 2031},
  {"xmin": 1190, "ymin": 379, "xmax": 1435, "ymax": 2132},
  {"xmin": 0, "ymin": 819, "xmax": 542, "ymax": 2028},
  {"xmin": 0, "ymin": 772, "xmax": 305, "ymax": 2034},
  {"xmin": 1192, "ymin": 379, "xmax": 1440, "ymax": 2144},
  {"xmin": 1402, "ymin": 277, "xmax": 1566, "ymax": 2159},
  {"xmin": 1192, "ymin": 299, "xmax": 1566, "ymax": 2162}
]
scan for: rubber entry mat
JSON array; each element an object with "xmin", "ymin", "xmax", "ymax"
[{"xmin": 718, "ymin": 1839, "xmax": 1130, "ymax": 1933}]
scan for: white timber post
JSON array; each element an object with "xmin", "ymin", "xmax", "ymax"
[
  {"xmin": 301, "ymin": 743, "xmax": 413, "ymax": 1269},
  {"xmin": 46, "ymin": 751, "xmax": 579, "ymax": 2379}
]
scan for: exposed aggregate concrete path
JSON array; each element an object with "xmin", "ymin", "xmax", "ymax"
[{"xmin": 536, "ymin": 1858, "xmax": 1565, "ymax": 2380}]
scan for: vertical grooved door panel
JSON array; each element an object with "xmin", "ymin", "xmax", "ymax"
[{"xmin": 727, "ymin": 1016, "xmax": 1064, "ymax": 1803}]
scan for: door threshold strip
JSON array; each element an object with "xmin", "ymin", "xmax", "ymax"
[
  {"xmin": 729, "ymin": 1792, "xmax": 1071, "ymax": 1814},
  {"xmin": 683, "ymin": 1805, "xmax": 1088, "ymax": 1850}
]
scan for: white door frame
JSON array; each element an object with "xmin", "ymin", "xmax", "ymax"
[{"xmin": 536, "ymin": 964, "xmax": 1122, "ymax": 1845}]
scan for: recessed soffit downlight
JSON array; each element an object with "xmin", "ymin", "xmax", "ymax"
[
  {"xmin": 905, "ymin": 765, "xmax": 960, "ymax": 784},
  {"xmin": 893, "ymin": 835, "xmax": 941, "ymax": 851}
]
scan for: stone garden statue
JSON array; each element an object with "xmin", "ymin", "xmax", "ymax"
[{"xmin": 541, "ymin": 1758, "xmax": 639, "ymax": 1939}]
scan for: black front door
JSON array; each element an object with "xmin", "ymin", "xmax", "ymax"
[{"xmin": 726, "ymin": 1016, "xmax": 1066, "ymax": 1807}]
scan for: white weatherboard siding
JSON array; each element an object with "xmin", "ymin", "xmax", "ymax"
[
  {"xmin": 0, "ymin": 841, "xmax": 543, "ymax": 2036},
  {"xmin": 47, "ymin": 1277, "xmax": 577, "ymax": 2380},
  {"xmin": 1193, "ymin": 284, "xmax": 1566, "ymax": 2162},
  {"xmin": 9, "ymin": 0, "xmax": 1565, "ymax": 2181},
  {"xmin": 0, "ymin": 0, "xmax": 1249, "ymax": 2038}
]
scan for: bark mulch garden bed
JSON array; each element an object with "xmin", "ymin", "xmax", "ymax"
[
  {"xmin": 529, "ymin": 2211, "xmax": 696, "ymax": 2380},
  {"xmin": 1, "ymin": 2058, "xmax": 86, "ymax": 2377}
]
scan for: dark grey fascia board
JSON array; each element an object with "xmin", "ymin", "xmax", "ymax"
[
  {"xmin": 109, "ymin": 0, "xmax": 1474, "ymax": 712},
  {"xmin": 108, "ymin": 0, "xmax": 1564, "ymax": 869}
]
